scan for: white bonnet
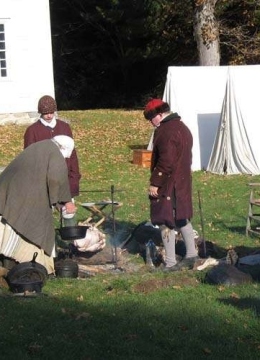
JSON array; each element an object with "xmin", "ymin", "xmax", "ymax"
[{"xmin": 52, "ymin": 135, "xmax": 75, "ymax": 158}]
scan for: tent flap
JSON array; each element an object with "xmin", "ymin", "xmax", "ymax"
[{"xmin": 207, "ymin": 70, "xmax": 260, "ymax": 175}]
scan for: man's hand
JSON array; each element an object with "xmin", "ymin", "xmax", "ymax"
[
  {"xmin": 149, "ymin": 185, "xmax": 159, "ymax": 197},
  {"xmin": 65, "ymin": 201, "xmax": 77, "ymax": 214}
]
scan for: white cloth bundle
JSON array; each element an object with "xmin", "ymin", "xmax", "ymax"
[{"xmin": 73, "ymin": 225, "xmax": 106, "ymax": 252}]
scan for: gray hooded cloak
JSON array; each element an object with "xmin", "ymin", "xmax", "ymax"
[{"xmin": 0, "ymin": 139, "xmax": 72, "ymax": 255}]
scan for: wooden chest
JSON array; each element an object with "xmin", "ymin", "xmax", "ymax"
[{"xmin": 133, "ymin": 149, "xmax": 152, "ymax": 168}]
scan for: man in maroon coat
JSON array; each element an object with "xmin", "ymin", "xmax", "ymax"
[
  {"xmin": 144, "ymin": 99, "xmax": 199, "ymax": 271},
  {"xmin": 24, "ymin": 95, "xmax": 81, "ymax": 198}
]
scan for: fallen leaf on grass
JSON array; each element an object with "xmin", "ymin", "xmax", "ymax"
[
  {"xmin": 217, "ymin": 286, "xmax": 226, "ymax": 292},
  {"xmin": 75, "ymin": 312, "xmax": 91, "ymax": 320},
  {"xmin": 27, "ymin": 342, "xmax": 43, "ymax": 354},
  {"xmin": 172, "ymin": 285, "xmax": 182, "ymax": 289},
  {"xmin": 230, "ymin": 292, "xmax": 240, "ymax": 299},
  {"xmin": 124, "ymin": 333, "xmax": 138, "ymax": 341},
  {"xmin": 203, "ymin": 347, "xmax": 212, "ymax": 354},
  {"xmin": 178, "ymin": 325, "xmax": 188, "ymax": 332}
]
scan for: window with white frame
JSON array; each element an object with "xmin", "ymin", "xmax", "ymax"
[{"xmin": 0, "ymin": 24, "xmax": 7, "ymax": 77}]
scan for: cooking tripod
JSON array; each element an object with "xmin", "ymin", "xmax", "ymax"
[
  {"xmin": 80, "ymin": 200, "xmax": 123, "ymax": 227},
  {"xmin": 79, "ymin": 185, "xmax": 124, "ymax": 268}
]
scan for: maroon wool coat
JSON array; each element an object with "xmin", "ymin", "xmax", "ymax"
[
  {"xmin": 150, "ymin": 113, "xmax": 193, "ymax": 221},
  {"xmin": 24, "ymin": 119, "xmax": 81, "ymax": 197}
]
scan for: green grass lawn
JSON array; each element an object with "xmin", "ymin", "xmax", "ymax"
[{"xmin": 0, "ymin": 110, "xmax": 260, "ymax": 359}]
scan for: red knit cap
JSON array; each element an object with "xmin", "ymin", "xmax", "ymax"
[{"xmin": 143, "ymin": 99, "xmax": 170, "ymax": 120}]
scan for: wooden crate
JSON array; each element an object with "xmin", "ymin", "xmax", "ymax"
[{"xmin": 133, "ymin": 149, "xmax": 152, "ymax": 168}]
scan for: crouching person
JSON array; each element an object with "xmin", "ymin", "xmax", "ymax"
[{"xmin": 0, "ymin": 135, "xmax": 77, "ymax": 275}]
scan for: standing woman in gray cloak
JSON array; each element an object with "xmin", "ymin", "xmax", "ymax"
[{"xmin": 0, "ymin": 135, "xmax": 77, "ymax": 274}]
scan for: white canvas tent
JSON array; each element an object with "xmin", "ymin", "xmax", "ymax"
[
  {"xmin": 162, "ymin": 65, "xmax": 260, "ymax": 174},
  {"xmin": 207, "ymin": 70, "xmax": 260, "ymax": 174}
]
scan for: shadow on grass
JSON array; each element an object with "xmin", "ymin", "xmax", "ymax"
[
  {"xmin": 218, "ymin": 296, "xmax": 260, "ymax": 317},
  {"xmin": 128, "ymin": 144, "xmax": 149, "ymax": 150},
  {"xmin": 213, "ymin": 216, "xmax": 260, "ymax": 238},
  {"xmin": 1, "ymin": 283, "xmax": 260, "ymax": 359},
  {"xmin": 211, "ymin": 217, "xmax": 248, "ymax": 236},
  {"xmin": 207, "ymin": 217, "xmax": 260, "ymax": 254}
]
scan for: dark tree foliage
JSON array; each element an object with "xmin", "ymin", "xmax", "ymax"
[
  {"xmin": 217, "ymin": 0, "xmax": 260, "ymax": 65},
  {"xmin": 49, "ymin": 0, "xmax": 195, "ymax": 109}
]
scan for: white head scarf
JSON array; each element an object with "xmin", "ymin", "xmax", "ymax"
[{"xmin": 52, "ymin": 135, "xmax": 75, "ymax": 158}]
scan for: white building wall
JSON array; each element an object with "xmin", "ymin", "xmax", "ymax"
[{"xmin": 0, "ymin": 0, "xmax": 54, "ymax": 116}]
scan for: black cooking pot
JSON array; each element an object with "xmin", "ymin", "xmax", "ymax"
[
  {"xmin": 59, "ymin": 226, "xmax": 88, "ymax": 240},
  {"xmin": 6, "ymin": 252, "xmax": 48, "ymax": 286},
  {"xmin": 54, "ymin": 259, "xmax": 79, "ymax": 278}
]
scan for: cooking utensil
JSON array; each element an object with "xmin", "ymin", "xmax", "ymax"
[
  {"xmin": 58, "ymin": 208, "xmax": 88, "ymax": 240},
  {"xmin": 54, "ymin": 258, "xmax": 79, "ymax": 278},
  {"xmin": 59, "ymin": 226, "xmax": 88, "ymax": 240},
  {"xmin": 6, "ymin": 252, "xmax": 48, "ymax": 284}
]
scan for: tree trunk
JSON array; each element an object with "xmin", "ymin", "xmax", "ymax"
[{"xmin": 193, "ymin": 0, "xmax": 220, "ymax": 65}]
